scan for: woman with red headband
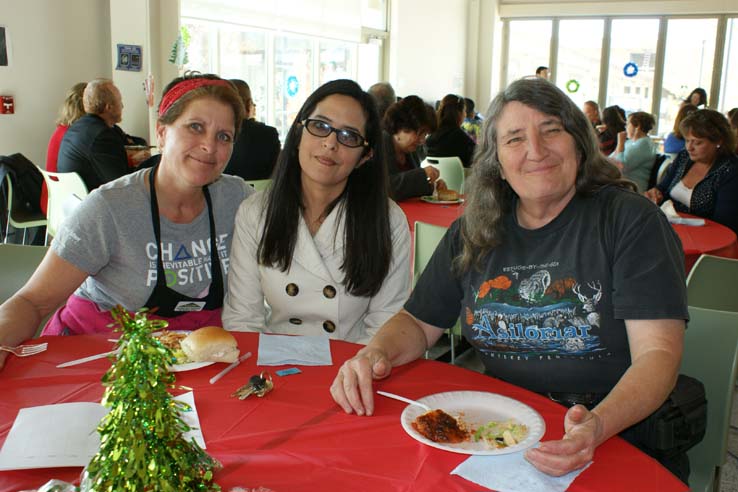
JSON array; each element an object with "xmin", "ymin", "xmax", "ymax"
[{"xmin": 0, "ymin": 73, "xmax": 251, "ymax": 364}]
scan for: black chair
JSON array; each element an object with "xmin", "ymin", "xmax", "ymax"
[{"xmin": 646, "ymin": 153, "xmax": 668, "ymax": 190}]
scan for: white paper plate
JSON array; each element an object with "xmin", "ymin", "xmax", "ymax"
[
  {"xmin": 400, "ymin": 391, "xmax": 545, "ymax": 455},
  {"xmin": 169, "ymin": 361, "xmax": 214, "ymax": 372},
  {"xmin": 421, "ymin": 196, "xmax": 464, "ymax": 205}
]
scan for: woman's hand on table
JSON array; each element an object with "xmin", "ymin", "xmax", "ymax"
[
  {"xmin": 330, "ymin": 346, "xmax": 393, "ymax": 417},
  {"xmin": 524, "ymin": 404, "xmax": 603, "ymax": 476}
]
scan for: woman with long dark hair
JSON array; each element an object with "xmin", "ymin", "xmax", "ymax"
[
  {"xmin": 223, "ymin": 79, "xmax": 411, "ymax": 343},
  {"xmin": 425, "ymin": 93, "xmax": 476, "ymax": 167}
]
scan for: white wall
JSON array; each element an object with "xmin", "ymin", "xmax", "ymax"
[
  {"xmin": 389, "ymin": 0, "xmax": 469, "ymax": 103},
  {"xmin": 0, "ymin": 0, "xmax": 111, "ymax": 167}
]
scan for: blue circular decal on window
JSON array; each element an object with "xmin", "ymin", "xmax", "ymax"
[
  {"xmin": 623, "ymin": 62, "xmax": 638, "ymax": 78},
  {"xmin": 286, "ymin": 76, "xmax": 299, "ymax": 97}
]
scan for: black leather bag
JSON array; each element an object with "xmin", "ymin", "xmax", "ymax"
[{"xmin": 623, "ymin": 374, "xmax": 707, "ymax": 459}]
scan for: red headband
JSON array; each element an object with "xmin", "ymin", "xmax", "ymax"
[{"xmin": 158, "ymin": 78, "xmax": 232, "ymax": 117}]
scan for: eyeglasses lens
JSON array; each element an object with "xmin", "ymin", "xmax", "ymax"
[{"xmin": 305, "ymin": 119, "xmax": 364, "ymax": 148}]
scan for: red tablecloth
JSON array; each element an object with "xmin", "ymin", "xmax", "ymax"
[
  {"xmin": 671, "ymin": 216, "xmax": 738, "ymax": 272},
  {"xmin": 398, "ymin": 199, "xmax": 738, "ymax": 273},
  {"xmin": 399, "ymin": 197, "xmax": 465, "ymax": 230},
  {"xmin": 0, "ymin": 333, "xmax": 686, "ymax": 492}
]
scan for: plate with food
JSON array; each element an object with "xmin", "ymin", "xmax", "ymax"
[
  {"xmin": 154, "ymin": 326, "xmax": 240, "ymax": 372},
  {"xmin": 420, "ymin": 195, "xmax": 464, "ymax": 205},
  {"xmin": 400, "ymin": 391, "xmax": 545, "ymax": 455}
]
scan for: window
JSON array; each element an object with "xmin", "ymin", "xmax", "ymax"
[
  {"xmin": 719, "ymin": 18, "xmax": 738, "ymax": 113},
  {"xmin": 556, "ymin": 19, "xmax": 604, "ymax": 108},
  {"xmin": 506, "ymin": 20, "xmax": 552, "ymax": 84},
  {"xmin": 659, "ymin": 18, "xmax": 717, "ymax": 135},
  {"xmin": 606, "ymin": 19, "xmax": 659, "ymax": 115},
  {"xmin": 274, "ymin": 36, "xmax": 314, "ymax": 140},
  {"xmin": 319, "ymin": 40, "xmax": 356, "ymax": 87},
  {"xmin": 218, "ymin": 27, "xmax": 268, "ymax": 123},
  {"xmin": 181, "ymin": 0, "xmax": 387, "ymax": 141}
]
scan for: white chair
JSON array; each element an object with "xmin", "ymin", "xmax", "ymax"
[
  {"xmin": 656, "ymin": 153, "xmax": 677, "ymax": 186},
  {"xmin": 39, "ymin": 170, "xmax": 88, "ymax": 240},
  {"xmin": 421, "ymin": 156, "xmax": 465, "ymax": 193}
]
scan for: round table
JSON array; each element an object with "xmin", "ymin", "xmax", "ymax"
[
  {"xmin": 670, "ymin": 216, "xmax": 738, "ymax": 272},
  {"xmin": 398, "ymin": 199, "xmax": 738, "ymax": 273},
  {"xmin": 398, "ymin": 197, "xmax": 465, "ymax": 230},
  {"xmin": 0, "ymin": 332, "xmax": 686, "ymax": 492}
]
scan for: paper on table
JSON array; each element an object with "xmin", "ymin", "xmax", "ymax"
[
  {"xmin": 257, "ymin": 333, "xmax": 332, "ymax": 366},
  {"xmin": 451, "ymin": 449, "xmax": 591, "ymax": 492},
  {"xmin": 660, "ymin": 200, "xmax": 705, "ymax": 226},
  {"xmin": 0, "ymin": 392, "xmax": 205, "ymax": 470},
  {"xmin": 0, "ymin": 402, "xmax": 108, "ymax": 470},
  {"xmin": 176, "ymin": 391, "xmax": 206, "ymax": 449}
]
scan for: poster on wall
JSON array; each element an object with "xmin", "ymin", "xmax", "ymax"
[
  {"xmin": 0, "ymin": 26, "xmax": 9, "ymax": 66},
  {"xmin": 116, "ymin": 44, "xmax": 142, "ymax": 72}
]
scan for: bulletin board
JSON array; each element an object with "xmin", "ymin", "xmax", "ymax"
[{"xmin": 116, "ymin": 44, "xmax": 142, "ymax": 72}]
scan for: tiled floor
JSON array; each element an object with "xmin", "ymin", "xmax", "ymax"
[{"xmin": 428, "ymin": 336, "xmax": 738, "ymax": 492}]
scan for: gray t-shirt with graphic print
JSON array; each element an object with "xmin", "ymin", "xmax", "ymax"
[{"xmin": 52, "ymin": 169, "xmax": 251, "ymax": 312}]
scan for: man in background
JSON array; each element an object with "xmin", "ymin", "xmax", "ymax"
[
  {"xmin": 224, "ymin": 79, "xmax": 281, "ymax": 181},
  {"xmin": 57, "ymin": 78, "xmax": 130, "ymax": 191},
  {"xmin": 368, "ymin": 82, "xmax": 396, "ymax": 120},
  {"xmin": 535, "ymin": 66, "xmax": 550, "ymax": 79},
  {"xmin": 583, "ymin": 100, "xmax": 602, "ymax": 128}
]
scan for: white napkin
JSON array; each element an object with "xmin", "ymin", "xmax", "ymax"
[
  {"xmin": 257, "ymin": 333, "xmax": 332, "ymax": 366},
  {"xmin": 451, "ymin": 449, "xmax": 591, "ymax": 492},
  {"xmin": 660, "ymin": 200, "xmax": 705, "ymax": 226}
]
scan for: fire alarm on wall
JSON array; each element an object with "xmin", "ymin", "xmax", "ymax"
[{"xmin": 0, "ymin": 96, "xmax": 14, "ymax": 114}]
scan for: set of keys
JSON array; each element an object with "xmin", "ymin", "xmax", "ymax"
[{"xmin": 232, "ymin": 371, "xmax": 274, "ymax": 400}]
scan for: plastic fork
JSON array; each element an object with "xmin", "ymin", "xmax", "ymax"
[{"xmin": 0, "ymin": 342, "xmax": 48, "ymax": 357}]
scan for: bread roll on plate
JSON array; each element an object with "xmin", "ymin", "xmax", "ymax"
[
  {"xmin": 437, "ymin": 189, "xmax": 459, "ymax": 201},
  {"xmin": 181, "ymin": 326, "xmax": 239, "ymax": 363}
]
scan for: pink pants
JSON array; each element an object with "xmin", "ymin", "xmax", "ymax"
[{"xmin": 42, "ymin": 295, "xmax": 223, "ymax": 336}]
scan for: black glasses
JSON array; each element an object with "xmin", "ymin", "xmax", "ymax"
[{"xmin": 301, "ymin": 119, "xmax": 368, "ymax": 148}]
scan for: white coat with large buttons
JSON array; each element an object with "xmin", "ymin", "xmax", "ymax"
[{"xmin": 222, "ymin": 192, "xmax": 412, "ymax": 344}]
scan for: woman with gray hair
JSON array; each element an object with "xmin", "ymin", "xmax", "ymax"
[{"xmin": 330, "ymin": 78, "xmax": 689, "ymax": 481}]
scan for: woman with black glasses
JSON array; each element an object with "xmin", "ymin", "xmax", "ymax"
[{"xmin": 222, "ymin": 79, "xmax": 411, "ymax": 344}]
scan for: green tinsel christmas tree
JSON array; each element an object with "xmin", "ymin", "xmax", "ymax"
[{"xmin": 80, "ymin": 306, "xmax": 221, "ymax": 492}]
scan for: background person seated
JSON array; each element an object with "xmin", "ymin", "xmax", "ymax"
[
  {"xmin": 646, "ymin": 109, "xmax": 738, "ymax": 233},
  {"xmin": 57, "ymin": 78, "xmax": 131, "ymax": 191},
  {"xmin": 461, "ymin": 97, "xmax": 482, "ymax": 143},
  {"xmin": 383, "ymin": 96, "xmax": 441, "ymax": 201},
  {"xmin": 224, "ymin": 79, "xmax": 281, "ymax": 181},
  {"xmin": 425, "ymin": 94, "xmax": 476, "ymax": 168},
  {"xmin": 663, "ymin": 104, "xmax": 698, "ymax": 154},
  {"xmin": 582, "ymin": 100, "xmax": 602, "ymax": 128},
  {"xmin": 598, "ymin": 105, "xmax": 626, "ymax": 156},
  {"xmin": 368, "ymin": 81, "xmax": 396, "ymax": 120},
  {"xmin": 43, "ymin": 81, "xmax": 87, "ymax": 214},
  {"xmin": 610, "ymin": 111, "xmax": 657, "ymax": 192}
]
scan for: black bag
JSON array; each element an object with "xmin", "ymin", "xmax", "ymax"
[
  {"xmin": 623, "ymin": 374, "xmax": 707, "ymax": 459},
  {"xmin": 0, "ymin": 153, "xmax": 44, "ymax": 215}
]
